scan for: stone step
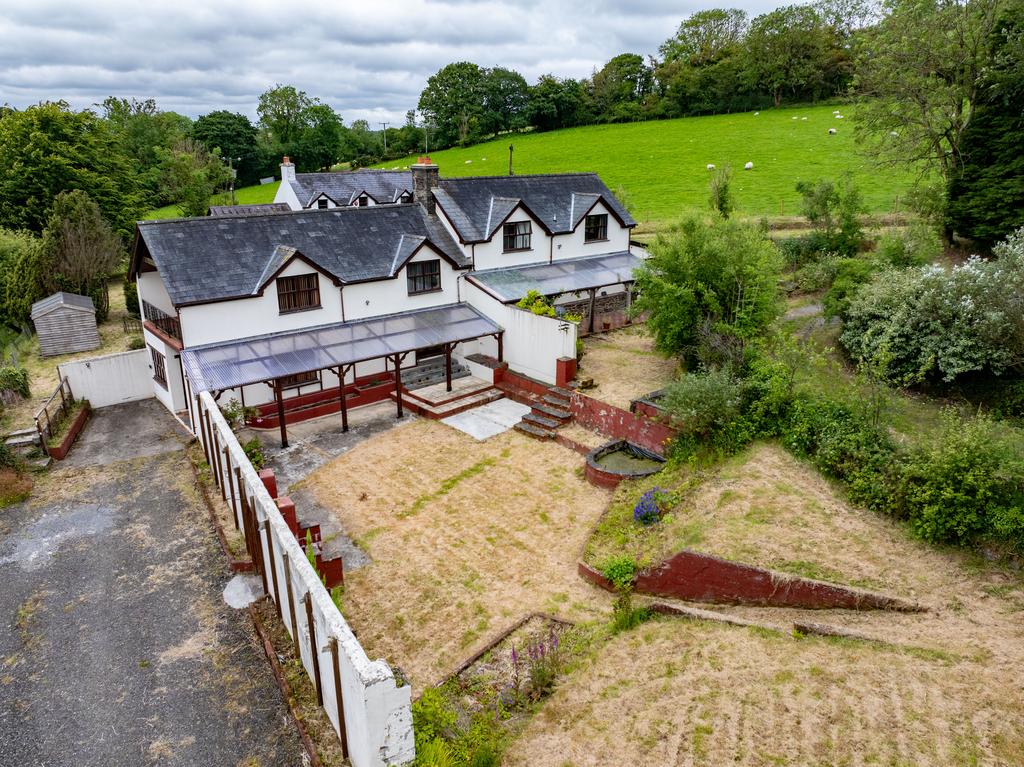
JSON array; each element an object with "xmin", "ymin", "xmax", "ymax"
[
  {"xmin": 522, "ymin": 412, "xmax": 561, "ymax": 430},
  {"xmin": 394, "ymin": 388, "xmax": 503, "ymax": 419},
  {"xmin": 4, "ymin": 433, "xmax": 39, "ymax": 449},
  {"xmin": 404, "ymin": 366, "xmax": 470, "ymax": 390},
  {"xmin": 27, "ymin": 455, "xmax": 52, "ymax": 472},
  {"xmin": 549, "ymin": 386, "xmax": 574, "ymax": 399},
  {"xmin": 514, "ymin": 421, "xmax": 555, "ymax": 440},
  {"xmin": 6, "ymin": 427, "xmax": 36, "ymax": 438},
  {"xmin": 542, "ymin": 393, "xmax": 571, "ymax": 409},
  {"xmin": 532, "ymin": 402, "xmax": 572, "ymax": 421}
]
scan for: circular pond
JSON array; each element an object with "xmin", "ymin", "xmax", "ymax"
[{"xmin": 585, "ymin": 440, "xmax": 666, "ymax": 488}]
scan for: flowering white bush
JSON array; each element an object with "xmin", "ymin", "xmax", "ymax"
[{"xmin": 841, "ymin": 227, "xmax": 1024, "ymax": 384}]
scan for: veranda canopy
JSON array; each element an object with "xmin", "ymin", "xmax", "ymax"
[
  {"xmin": 181, "ymin": 302, "xmax": 501, "ymax": 394},
  {"xmin": 466, "ymin": 251, "xmax": 643, "ymax": 303}
]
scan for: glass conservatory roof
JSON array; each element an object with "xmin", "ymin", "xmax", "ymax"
[
  {"xmin": 467, "ymin": 251, "xmax": 643, "ymax": 302},
  {"xmin": 181, "ymin": 303, "xmax": 501, "ymax": 393}
]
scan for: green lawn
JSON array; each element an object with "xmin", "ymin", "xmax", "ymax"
[
  {"xmin": 376, "ymin": 104, "xmax": 917, "ymax": 232},
  {"xmin": 143, "ymin": 182, "xmax": 279, "ymax": 220}
]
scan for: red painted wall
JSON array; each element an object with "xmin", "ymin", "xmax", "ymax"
[{"xmin": 570, "ymin": 393, "xmax": 677, "ymax": 457}]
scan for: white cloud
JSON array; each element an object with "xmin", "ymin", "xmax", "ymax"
[{"xmin": 0, "ymin": 0, "xmax": 782, "ymax": 124}]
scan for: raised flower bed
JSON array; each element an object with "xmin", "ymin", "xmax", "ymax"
[{"xmin": 46, "ymin": 399, "xmax": 91, "ymax": 460}]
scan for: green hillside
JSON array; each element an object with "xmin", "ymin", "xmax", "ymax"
[
  {"xmin": 144, "ymin": 182, "xmax": 279, "ymax": 220},
  {"xmin": 376, "ymin": 104, "xmax": 917, "ymax": 231}
]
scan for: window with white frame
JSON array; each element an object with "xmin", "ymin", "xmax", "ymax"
[
  {"xmin": 584, "ymin": 213, "xmax": 608, "ymax": 242},
  {"xmin": 407, "ymin": 259, "xmax": 441, "ymax": 295},
  {"xmin": 503, "ymin": 220, "xmax": 532, "ymax": 251}
]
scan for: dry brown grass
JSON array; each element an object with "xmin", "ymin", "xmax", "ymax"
[
  {"xmin": 511, "ymin": 442, "xmax": 1024, "ymax": 766},
  {"xmin": 505, "ymin": 618, "xmax": 1024, "ymax": 767},
  {"xmin": 302, "ymin": 418, "xmax": 612, "ymax": 686},
  {"xmin": 2, "ymin": 280, "xmax": 135, "ymax": 434},
  {"xmin": 578, "ymin": 325, "xmax": 678, "ymax": 410}
]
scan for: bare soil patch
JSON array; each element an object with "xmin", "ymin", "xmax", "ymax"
[
  {"xmin": 302, "ymin": 418, "xmax": 612, "ymax": 686},
  {"xmin": 578, "ymin": 326, "xmax": 678, "ymax": 410}
]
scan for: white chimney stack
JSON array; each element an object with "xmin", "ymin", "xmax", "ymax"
[{"xmin": 280, "ymin": 156, "xmax": 296, "ymax": 184}]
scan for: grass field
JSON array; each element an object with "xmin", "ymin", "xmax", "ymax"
[
  {"xmin": 377, "ymin": 104, "xmax": 917, "ymax": 231},
  {"xmin": 143, "ymin": 182, "xmax": 278, "ymax": 220}
]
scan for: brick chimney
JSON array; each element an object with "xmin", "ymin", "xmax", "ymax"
[
  {"xmin": 280, "ymin": 156, "xmax": 296, "ymax": 184},
  {"xmin": 411, "ymin": 156, "xmax": 439, "ymax": 214}
]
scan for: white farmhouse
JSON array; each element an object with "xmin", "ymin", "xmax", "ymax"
[{"xmin": 130, "ymin": 158, "xmax": 644, "ymax": 445}]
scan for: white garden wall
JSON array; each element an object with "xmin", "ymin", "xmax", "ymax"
[
  {"xmin": 57, "ymin": 349, "xmax": 154, "ymax": 408},
  {"xmin": 197, "ymin": 392, "xmax": 415, "ymax": 767},
  {"xmin": 462, "ymin": 281, "xmax": 576, "ymax": 384}
]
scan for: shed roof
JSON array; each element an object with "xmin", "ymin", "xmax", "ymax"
[
  {"xmin": 30, "ymin": 292, "xmax": 96, "ymax": 319},
  {"xmin": 180, "ymin": 303, "xmax": 501, "ymax": 393},
  {"xmin": 433, "ymin": 173, "xmax": 636, "ymax": 243},
  {"xmin": 133, "ymin": 204, "xmax": 469, "ymax": 307},
  {"xmin": 467, "ymin": 252, "xmax": 643, "ymax": 302}
]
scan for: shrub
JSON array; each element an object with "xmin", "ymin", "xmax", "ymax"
[
  {"xmin": 600, "ymin": 554, "xmax": 639, "ymax": 591},
  {"xmin": 0, "ymin": 441, "xmax": 25, "ymax": 471},
  {"xmin": 0, "ymin": 364, "xmax": 30, "ymax": 399},
  {"xmin": 412, "ymin": 689, "xmax": 458, "ymax": 753},
  {"xmin": 127, "ymin": 335, "xmax": 145, "ymax": 350},
  {"xmin": 777, "ymin": 231, "xmax": 833, "ymax": 269},
  {"xmin": 841, "ymin": 229, "xmax": 1024, "ymax": 385},
  {"xmin": 876, "ymin": 223, "xmax": 943, "ymax": 268},
  {"xmin": 123, "ymin": 277, "xmax": 140, "ymax": 317},
  {"xmin": 792, "ymin": 251, "xmax": 842, "ymax": 291},
  {"xmin": 822, "ymin": 257, "xmax": 881, "ymax": 318},
  {"xmin": 515, "ymin": 290, "xmax": 555, "ymax": 317},
  {"xmin": 242, "ymin": 437, "xmax": 266, "ymax": 470},
  {"xmin": 795, "ymin": 176, "xmax": 865, "ymax": 257},
  {"xmin": 662, "ymin": 368, "xmax": 742, "ymax": 440},
  {"xmin": 633, "ymin": 487, "xmax": 671, "ymax": 525},
  {"xmin": 895, "ymin": 413, "xmax": 1024, "ymax": 547}
]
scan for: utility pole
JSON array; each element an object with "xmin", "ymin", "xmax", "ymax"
[
  {"xmin": 508, "ymin": 144, "xmax": 514, "ymax": 176},
  {"xmin": 380, "ymin": 122, "xmax": 388, "ymax": 153}
]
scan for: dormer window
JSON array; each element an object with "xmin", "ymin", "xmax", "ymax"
[
  {"xmin": 503, "ymin": 221, "xmax": 532, "ymax": 252},
  {"xmin": 317, "ymin": 199, "xmax": 329, "ymax": 209},
  {"xmin": 584, "ymin": 213, "xmax": 608, "ymax": 242},
  {"xmin": 357, "ymin": 195, "xmax": 369, "ymax": 207},
  {"xmin": 407, "ymin": 260, "xmax": 441, "ymax": 295},
  {"xmin": 400, "ymin": 192, "xmax": 412, "ymax": 203},
  {"xmin": 277, "ymin": 273, "xmax": 321, "ymax": 313}
]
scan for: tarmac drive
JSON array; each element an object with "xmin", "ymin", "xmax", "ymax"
[{"xmin": 0, "ymin": 400, "xmax": 306, "ymax": 767}]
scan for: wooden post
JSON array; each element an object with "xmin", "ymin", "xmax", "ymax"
[
  {"xmin": 264, "ymin": 521, "xmax": 282, "ymax": 618},
  {"xmin": 587, "ymin": 288, "xmax": 597, "ymax": 335},
  {"xmin": 197, "ymin": 397, "xmax": 211, "ymax": 466},
  {"xmin": 444, "ymin": 343, "xmax": 453, "ymax": 392},
  {"xmin": 338, "ymin": 366, "xmax": 348, "ymax": 433},
  {"xmin": 250, "ymin": 495, "xmax": 269, "ymax": 596},
  {"xmin": 496, "ymin": 331, "xmax": 504, "ymax": 362},
  {"xmin": 275, "ymin": 380, "xmax": 288, "ymax": 448},
  {"xmin": 282, "ymin": 552, "xmax": 301, "ymax": 657},
  {"xmin": 212, "ymin": 429, "xmax": 226, "ymax": 500},
  {"xmin": 304, "ymin": 593, "xmax": 324, "ymax": 706},
  {"xmin": 394, "ymin": 354, "xmax": 403, "ymax": 419},
  {"xmin": 224, "ymin": 446, "xmax": 238, "ymax": 527},
  {"xmin": 329, "ymin": 637, "xmax": 350, "ymax": 758},
  {"xmin": 237, "ymin": 468, "xmax": 252, "ymax": 556}
]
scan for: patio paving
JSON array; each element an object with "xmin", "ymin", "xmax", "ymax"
[{"xmin": 441, "ymin": 397, "xmax": 530, "ymax": 440}]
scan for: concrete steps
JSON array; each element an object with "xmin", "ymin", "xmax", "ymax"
[
  {"xmin": 390, "ymin": 382, "xmax": 503, "ymax": 420},
  {"xmin": 403, "ymin": 358, "xmax": 471, "ymax": 390},
  {"xmin": 513, "ymin": 384, "xmax": 575, "ymax": 440},
  {"xmin": 3, "ymin": 427, "xmax": 49, "ymax": 470}
]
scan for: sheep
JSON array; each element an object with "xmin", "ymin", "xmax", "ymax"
[
  {"xmin": 801, "ymin": 117, "xmax": 808, "ymax": 121},
  {"xmin": 753, "ymin": 111, "xmax": 759, "ymax": 116},
  {"xmin": 828, "ymin": 128, "xmax": 837, "ymax": 135},
  {"xmin": 744, "ymin": 161, "xmax": 754, "ymax": 170},
  {"xmin": 835, "ymin": 114, "xmax": 844, "ymax": 119},
  {"xmin": 465, "ymin": 159, "xmax": 472, "ymax": 164},
  {"xmin": 707, "ymin": 163, "xmax": 716, "ymax": 171}
]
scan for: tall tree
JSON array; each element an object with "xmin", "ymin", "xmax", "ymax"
[
  {"xmin": 192, "ymin": 110, "xmax": 262, "ymax": 186},
  {"xmin": 946, "ymin": 2, "xmax": 1024, "ymax": 247},
  {"xmin": 257, "ymin": 84, "xmax": 313, "ymax": 145},
  {"xmin": 852, "ymin": 0, "xmax": 1005, "ymax": 199},
  {"xmin": 296, "ymin": 104, "xmax": 347, "ymax": 171},
  {"xmin": 417, "ymin": 62, "xmax": 486, "ymax": 147},
  {"xmin": 746, "ymin": 5, "xmax": 834, "ymax": 106},
  {"xmin": 527, "ymin": 75, "xmax": 591, "ymax": 132},
  {"xmin": 40, "ymin": 190, "xmax": 124, "ymax": 321},
  {"xmin": 0, "ymin": 102, "xmax": 142, "ymax": 237},
  {"xmin": 158, "ymin": 138, "xmax": 232, "ymax": 218},
  {"xmin": 590, "ymin": 53, "xmax": 654, "ymax": 122},
  {"xmin": 480, "ymin": 67, "xmax": 529, "ymax": 135},
  {"xmin": 660, "ymin": 8, "xmax": 749, "ymax": 65}
]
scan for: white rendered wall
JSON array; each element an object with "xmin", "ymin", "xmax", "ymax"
[
  {"xmin": 463, "ymin": 281, "xmax": 576, "ymax": 384},
  {"xmin": 470, "ymin": 207, "xmax": 550, "ymax": 270},
  {"xmin": 179, "ymin": 259, "xmax": 344, "ymax": 347},
  {"xmin": 273, "ymin": 179, "xmax": 302, "ymax": 210},
  {"xmin": 550, "ymin": 201, "xmax": 631, "ymax": 261},
  {"xmin": 143, "ymin": 328, "xmax": 187, "ymax": 412},
  {"xmin": 342, "ymin": 249, "xmax": 465, "ymax": 321},
  {"xmin": 58, "ymin": 349, "xmax": 154, "ymax": 408},
  {"xmin": 137, "ymin": 271, "xmax": 176, "ymax": 316}
]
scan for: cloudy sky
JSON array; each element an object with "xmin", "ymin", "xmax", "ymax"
[{"xmin": 0, "ymin": 0, "xmax": 780, "ymax": 125}]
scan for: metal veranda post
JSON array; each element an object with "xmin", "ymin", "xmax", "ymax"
[{"xmin": 274, "ymin": 380, "xmax": 288, "ymax": 448}]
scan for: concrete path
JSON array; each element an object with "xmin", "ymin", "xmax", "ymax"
[{"xmin": 0, "ymin": 401, "xmax": 306, "ymax": 767}]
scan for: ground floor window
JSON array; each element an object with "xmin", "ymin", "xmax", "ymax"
[
  {"xmin": 149, "ymin": 345, "xmax": 167, "ymax": 389},
  {"xmin": 279, "ymin": 370, "xmax": 320, "ymax": 389}
]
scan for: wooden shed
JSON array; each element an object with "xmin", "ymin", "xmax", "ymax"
[{"xmin": 30, "ymin": 292, "xmax": 101, "ymax": 357}]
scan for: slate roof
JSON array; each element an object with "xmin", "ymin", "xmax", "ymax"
[
  {"xmin": 134, "ymin": 205, "xmax": 468, "ymax": 307},
  {"xmin": 432, "ymin": 173, "xmax": 636, "ymax": 243},
  {"xmin": 30, "ymin": 292, "xmax": 96, "ymax": 318},
  {"xmin": 208, "ymin": 203, "xmax": 291, "ymax": 217},
  {"xmin": 289, "ymin": 169, "xmax": 412, "ymax": 207}
]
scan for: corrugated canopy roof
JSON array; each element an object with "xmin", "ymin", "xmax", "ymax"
[
  {"xmin": 180, "ymin": 303, "xmax": 501, "ymax": 393},
  {"xmin": 467, "ymin": 252, "xmax": 643, "ymax": 302}
]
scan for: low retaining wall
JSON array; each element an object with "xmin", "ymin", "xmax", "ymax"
[
  {"xmin": 57, "ymin": 349, "xmax": 153, "ymax": 408},
  {"xmin": 578, "ymin": 551, "xmax": 923, "ymax": 611},
  {"xmin": 196, "ymin": 391, "xmax": 414, "ymax": 766},
  {"xmin": 570, "ymin": 393, "xmax": 677, "ymax": 457}
]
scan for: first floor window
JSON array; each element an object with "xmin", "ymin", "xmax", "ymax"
[
  {"xmin": 503, "ymin": 220, "xmax": 532, "ymax": 251},
  {"xmin": 149, "ymin": 346, "xmax": 167, "ymax": 389},
  {"xmin": 584, "ymin": 213, "xmax": 608, "ymax": 242},
  {"xmin": 407, "ymin": 259, "xmax": 441, "ymax": 295},
  {"xmin": 357, "ymin": 195, "xmax": 369, "ymax": 207},
  {"xmin": 317, "ymin": 198, "xmax": 329, "ymax": 209},
  {"xmin": 277, "ymin": 273, "xmax": 321, "ymax": 313},
  {"xmin": 279, "ymin": 370, "xmax": 319, "ymax": 389}
]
